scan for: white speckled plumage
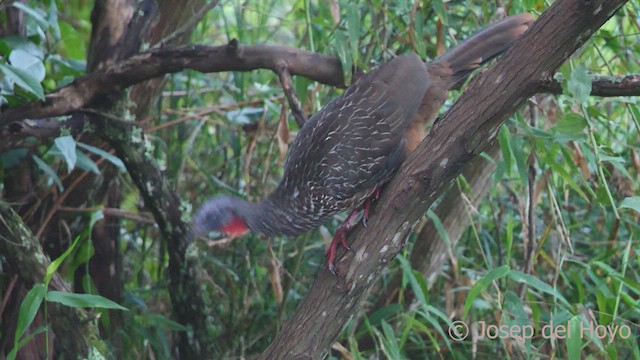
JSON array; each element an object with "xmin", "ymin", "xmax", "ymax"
[{"xmin": 192, "ymin": 14, "xmax": 536, "ymax": 248}]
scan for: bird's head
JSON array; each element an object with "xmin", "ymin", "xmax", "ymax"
[{"xmin": 192, "ymin": 195, "xmax": 252, "ymax": 239}]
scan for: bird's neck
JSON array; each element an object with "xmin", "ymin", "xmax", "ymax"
[{"xmin": 229, "ymin": 194, "xmax": 308, "ymax": 237}]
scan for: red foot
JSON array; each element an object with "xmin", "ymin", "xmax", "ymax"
[
  {"xmin": 325, "ymin": 188, "xmax": 382, "ymax": 275},
  {"xmin": 325, "ymin": 208, "xmax": 360, "ymax": 274}
]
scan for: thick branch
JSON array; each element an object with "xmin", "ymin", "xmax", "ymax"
[
  {"xmin": 260, "ymin": 0, "xmax": 629, "ymax": 358},
  {"xmin": 1, "ymin": 43, "xmax": 638, "ymax": 131},
  {"xmin": 2, "ymin": 71, "xmax": 637, "ymax": 153},
  {"xmin": 88, "ymin": 114, "xmax": 216, "ymax": 356},
  {"xmin": 0, "ymin": 42, "xmax": 343, "ymax": 126}
]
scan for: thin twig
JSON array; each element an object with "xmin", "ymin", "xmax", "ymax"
[{"xmin": 276, "ymin": 66, "xmax": 307, "ymax": 127}]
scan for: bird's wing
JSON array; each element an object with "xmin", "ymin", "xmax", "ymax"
[
  {"xmin": 278, "ymin": 53, "xmax": 429, "ymax": 209},
  {"xmin": 312, "ymin": 80, "xmax": 408, "ymax": 200}
]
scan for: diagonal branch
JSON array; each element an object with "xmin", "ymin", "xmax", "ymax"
[
  {"xmin": 259, "ymin": 0, "xmax": 629, "ymax": 358},
  {"xmin": 276, "ymin": 66, "xmax": 307, "ymax": 127}
]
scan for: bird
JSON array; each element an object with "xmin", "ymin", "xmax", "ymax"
[{"xmin": 192, "ymin": 13, "xmax": 534, "ymax": 274}]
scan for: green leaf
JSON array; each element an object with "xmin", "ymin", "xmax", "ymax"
[
  {"xmin": 32, "ymin": 155, "xmax": 63, "ymax": 191},
  {"xmin": 567, "ymin": 315, "xmax": 583, "ymax": 360},
  {"xmin": 432, "ymin": 0, "xmax": 447, "ymax": 24},
  {"xmin": 397, "ymin": 255, "xmax": 428, "ymax": 309},
  {"xmin": 44, "ymin": 235, "xmax": 82, "ymax": 287},
  {"xmin": 366, "ymin": 304, "xmax": 403, "ymax": 328},
  {"xmin": 426, "ymin": 210, "xmax": 450, "ymax": 247},
  {"xmin": 8, "ymin": 327, "xmax": 47, "ymax": 360},
  {"xmin": 505, "ymin": 214, "xmax": 514, "ymax": 263},
  {"xmin": 378, "ymin": 320, "xmax": 403, "ymax": 360},
  {"xmin": 509, "ymin": 271, "xmax": 571, "ymax": 307},
  {"xmin": 77, "ymin": 142, "xmax": 125, "ymax": 170},
  {"xmin": 75, "ymin": 151, "xmax": 100, "ymax": 174},
  {"xmin": 498, "ymin": 125, "xmax": 513, "ymax": 177},
  {"xmin": 0, "ymin": 63, "xmax": 45, "ymax": 99},
  {"xmin": 463, "ymin": 265, "xmax": 510, "ymax": 318},
  {"xmin": 567, "ymin": 63, "xmax": 592, "ymax": 103},
  {"xmin": 556, "ymin": 113, "xmax": 587, "ymax": 135},
  {"xmin": 346, "ymin": 4, "xmax": 360, "ymax": 67},
  {"xmin": 54, "ymin": 135, "xmax": 77, "ymax": 172},
  {"xmin": 46, "ymin": 291, "xmax": 128, "ymax": 311},
  {"xmin": 620, "ymin": 196, "xmax": 640, "ymax": 214},
  {"xmin": 334, "ymin": 30, "xmax": 352, "ymax": 86},
  {"xmin": 9, "ymin": 49, "xmax": 45, "ymax": 81},
  {"xmin": 11, "ymin": 2, "xmax": 49, "ymax": 30},
  {"xmin": 14, "ymin": 284, "xmax": 46, "ymax": 348}
]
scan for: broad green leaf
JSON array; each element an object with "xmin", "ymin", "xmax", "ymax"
[
  {"xmin": 567, "ymin": 63, "xmax": 592, "ymax": 103},
  {"xmin": 54, "ymin": 135, "xmax": 77, "ymax": 172},
  {"xmin": 46, "ymin": 291, "xmax": 128, "ymax": 311},
  {"xmin": 14, "ymin": 284, "xmax": 46, "ymax": 347},
  {"xmin": 620, "ymin": 196, "xmax": 640, "ymax": 214},
  {"xmin": 0, "ymin": 63, "xmax": 45, "ymax": 99},
  {"xmin": 77, "ymin": 142, "xmax": 125, "ymax": 170},
  {"xmin": 463, "ymin": 265, "xmax": 510, "ymax": 318},
  {"xmin": 32, "ymin": 155, "xmax": 63, "ymax": 191},
  {"xmin": 9, "ymin": 49, "xmax": 45, "ymax": 81},
  {"xmin": 556, "ymin": 113, "xmax": 587, "ymax": 135}
]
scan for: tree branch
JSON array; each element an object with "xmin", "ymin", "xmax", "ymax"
[
  {"xmin": 276, "ymin": 66, "xmax": 307, "ymax": 127},
  {"xmin": 539, "ymin": 74, "xmax": 640, "ymax": 97},
  {"xmin": 0, "ymin": 41, "xmax": 343, "ymax": 127},
  {"xmin": 259, "ymin": 0, "xmax": 629, "ymax": 358},
  {"xmin": 1, "ymin": 43, "xmax": 638, "ymax": 132}
]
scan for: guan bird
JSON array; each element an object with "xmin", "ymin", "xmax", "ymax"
[{"xmin": 192, "ymin": 13, "xmax": 534, "ymax": 274}]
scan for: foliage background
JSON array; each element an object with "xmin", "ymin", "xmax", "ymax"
[{"xmin": 0, "ymin": 0, "xmax": 638, "ymax": 358}]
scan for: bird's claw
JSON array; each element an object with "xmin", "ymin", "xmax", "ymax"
[{"xmin": 328, "ymin": 264, "xmax": 336, "ymax": 276}]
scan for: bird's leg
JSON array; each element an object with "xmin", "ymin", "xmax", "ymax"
[
  {"xmin": 325, "ymin": 188, "xmax": 383, "ymax": 274},
  {"xmin": 325, "ymin": 208, "xmax": 361, "ymax": 275},
  {"xmin": 362, "ymin": 187, "xmax": 382, "ymax": 227}
]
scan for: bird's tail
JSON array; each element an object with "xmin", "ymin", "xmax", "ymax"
[{"xmin": 433, "ymin": 13, "xmax": 534, "ymax": 89}]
